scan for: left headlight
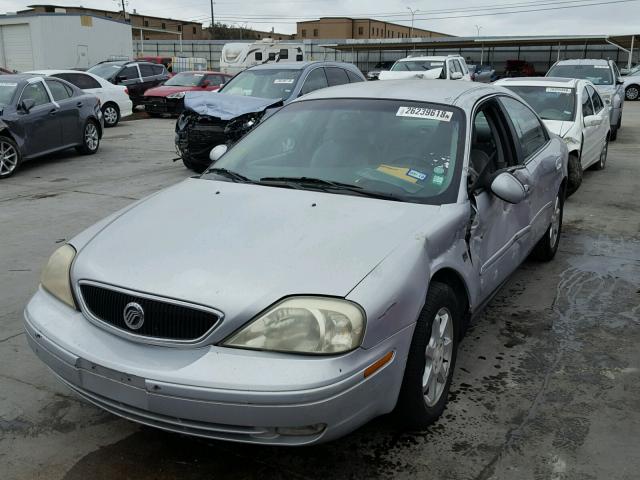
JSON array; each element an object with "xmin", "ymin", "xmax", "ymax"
[
  {"xmin": 223, "ymin": 297, "xmax": 366, "ymax": 355},
  {"xmin": 167, "ymin": 91, "xmax": 186, "ymax": 99},
  {"xmin": 41, "ymin": 244, "xmax": 78, "ymax": 309}
]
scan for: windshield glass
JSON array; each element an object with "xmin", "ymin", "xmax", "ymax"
[
  {"xmin": 628, "ymin": 65, "xmax": 640, "ymax": 76},
  {"xmin": 220, "ymin": 69, "xmax": 302, "ymax": 99},
  {"xmin": 547, "ymin": 64, "xmax": 613, "ymax": 85},
  {"xmin": 505, "ymin": 86, "xmax": 576, "ymax": 121},
  {"xmin": 0, "ymin": 82, "xmax": 18, "ymax": 105},
  {"xmin": 165, "ymin": 72, "xmax": 205, "ymax": 87},
  {"xmin": 391, "ymin": 60, "xmax": 444, "ymax": 72},
  {"xmin": 205, "ymin": 99, "xmax": 465, "ymax": 205},
  {"xmin": 87, "ymin": 62, "xmax": 124, "ymax": 79}
]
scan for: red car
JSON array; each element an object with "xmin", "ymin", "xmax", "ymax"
[{"xmin": 142, "ymin": 71, "xmax": 232, "ymax": 116}]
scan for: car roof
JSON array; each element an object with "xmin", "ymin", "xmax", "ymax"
[
  {"xmin": 175, "ymin": 70, "xmax": 228, "ymax": 75},
  {"xmin": 26, "ymin": 69, "xmax": 94, "ymax": 75},
  {"xmin": 397, "ymin": 56, "xmax": 460, "ymax": 62},
  {"xmin": 297, "ymin": 79, "xmax": 496, "ymax": 107},
  {"xmin": 0, "ymin": 74, "xmax": 37, "ymax": 82},
  {"xmin": 247, "ymin": 61, "xmax": 358, "ymax": 71},
  {"xmin": 496, "ymin": 77, "xmax": 579, "ymax": 88},
  {"xmin": 554, "ymin": 58, "xmax": 610, "ymax": 66}
]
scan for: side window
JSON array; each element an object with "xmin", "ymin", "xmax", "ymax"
[
  {"xmin": 45, "ymin": 79, "xmax": 73, "ymax": 101},
  {"xmin": 500, "ymin": 97, "xmax": 548, "ymax": 160},
  {"xmin": 346, "ymin": 70, "xmax": 363, "ymax": 83},
  {"xmin": 459, "ymin": 60, "xmax": 469, "ymax": 74},
  {"xmin": 55, "ymin": 73, "xmax": 101, "ymax": 89},
  {"xmin": 300, "ymin": 68, "xmax": 328, "ymax": 95},
  {"xmin": 279, "ymin": 49, "xmax": 289, "ymax": 60},
  {"xmin": 20, "ymin": 81, "xmax": 51, "ymax": 107},
  {"xmin": 255, "ymin": 52, "xmax": 263, "ymax": 61},
  {"xmin": 119, "ymin": 65, "xmax": 139, "ymax": 81},
  {"xmin": 325, "ymin": 67, "xmax": 349, "ymax": 86},
  {"xmin": 588, "ymin": 85, "xmax": 604, "ymax": 113},
  {"xmin": 582, "ymin": 87, "xmax": 595, "ymax": 117},
  {"xmin": 470, "ymin": 110, "xmax": 502, "ymax": 187},
  {"xmin": 139, "ymin": 64, "xmax": 155, "ymax": 77},
  {"xmin": 151, "ymin": 65, "xmax": 165, "ymax": 75},
  {"xmin": 268, "ymin": 52, "xmax": 276, "ymax": 61}
]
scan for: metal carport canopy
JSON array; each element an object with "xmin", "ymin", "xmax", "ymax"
[{"xmin": 329, "ymin": 34, "xmax": 639, "ymax": 51}]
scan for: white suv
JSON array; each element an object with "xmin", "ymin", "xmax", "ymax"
[{"xmin": 379, "ymin": 55, "xmax": 472, "ymax": 82}]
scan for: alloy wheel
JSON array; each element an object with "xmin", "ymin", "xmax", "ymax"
[
  {"xmin": 423, "ymin": 307, "xmax": 454, "ymax": 407},
  {"xmin": 626, "ymin": 86, "xmax": 639, "ymax": 101},
  {"xmin": 85, "ymin": 123, "xmax": 99, "ymax": 151},
  {"xmin": 0, "ymin": 140, "xmax": 18, "ymax": 176},
  {"xmin": 549, "ymin": 195, "xmax": 562, "ymax": 248},
  {"xmin": 103, "ymin": 106, "xmax": 118, "ymax": 126}
]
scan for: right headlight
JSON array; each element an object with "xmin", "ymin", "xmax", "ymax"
[
  {"xmin": 40, "ymin": 244, "xmax": 78, "ymax": 309},
  {"xmin": 223, "ymin": 297, "xmax": 366, "ymax": 355}
]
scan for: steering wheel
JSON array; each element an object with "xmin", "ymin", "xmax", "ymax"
[{"xmin": 468, "ymin": 150, "xmax": 497, "ymax": 193}]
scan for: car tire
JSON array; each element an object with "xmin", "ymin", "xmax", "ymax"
[
  {"xmin": 531, "ymin": 189, "xmax": 564, "ymax": 262},
  {"xmin": 0, "ymin": 136, "xmax": 22, "ymax": 179},
  {"xmin": 395, "ymin": 282, "xmax": 461, "ymax": 429},
  {"xmin": 76, "ymin": 120, "xmax": 100, "ymax": 155},
  {"xmin": 102, "ymin": 103, "xmax": 120, "ymax": 128},
  {"xmin": 591, "ymin": 137, "xmax": 609, "ymax": 171},
  {"xmin": 625, "ymin": 84, "xmax": 639, "ymax": 101},
  {"xmin": 566, "ymin": 153, "xmax": 583, "ymax": 197}
]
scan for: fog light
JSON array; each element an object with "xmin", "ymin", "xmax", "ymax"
[{"xmin": 276, "ymin": 424, "xmax": 326, "ymax": 436}]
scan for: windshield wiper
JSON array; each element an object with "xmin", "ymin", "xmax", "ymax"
[
  {"xmin": 207, "ymin": 168, "xmax": 253, "ymax": 183},
  {"xmin": 258, "ymin": 176, "xmax": 400, "ymax": 201}
]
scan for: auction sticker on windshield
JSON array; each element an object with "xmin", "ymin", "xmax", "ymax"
[
  {"xmin": 274, "ymin": 79, "xmax": 295, "ymax": 84},
  {"xmin": 546, "ymin": 87, "xmax": 572, "ymax": 94},
  {"xmin": 396, "ymin": 106, "xmax": 453, "ymax": 122},
  {"xmin": 0, "ymin": 83, "xmax": 17, "ymax": 87}
]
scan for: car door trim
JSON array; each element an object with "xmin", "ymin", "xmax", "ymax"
[{"xmin": 480, "ymin": 224, "xmax": 532, "ymax": 275}]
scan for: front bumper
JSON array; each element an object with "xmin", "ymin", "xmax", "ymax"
[
  {"xmin": 143, "ymin": 97, "xmax": 184, "ymax": 115},
  {"xmin": 24, "ymin": 288, "xmax": 412, "ymax": 445}
]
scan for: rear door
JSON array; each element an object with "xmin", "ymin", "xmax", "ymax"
[
  {"xmin": 299, "ymin": 67, "xmax": 329, "ymax": 96},
  {"xmin": 45, "ymin": 78, "xmax": 80, "ymax": 146},
  {"xmin": 580, "ymin": 86, "xmax": 599, "ymax": 166},
  {"xmin": 588, "ymin": 85, "xmax": 609, "ymax": 156},
  {"xmin": 118, "ymin": 64, "xmax": 143, "ymax": 99},
  {"xmin": 18, "ymin": 80, "xmax": 61, "ymax": 157}
]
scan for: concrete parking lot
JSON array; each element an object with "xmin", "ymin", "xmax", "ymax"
[{"xmin": 1, "ymin": 105, "xmax": 639, "ymax": 480}]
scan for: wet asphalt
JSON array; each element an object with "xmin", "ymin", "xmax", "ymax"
[{"xmin": 1, "ymin": 105, "xmax": 639, "ymax": 480}]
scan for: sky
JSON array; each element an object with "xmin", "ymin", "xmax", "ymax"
[{"xmin": 2, "ymin": 0, "xmax": 639, "ymax": 36}]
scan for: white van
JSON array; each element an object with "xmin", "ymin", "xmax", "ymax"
[{"xmin": 220, "ymin": 39, "xmax": 305, "ymax": 75}]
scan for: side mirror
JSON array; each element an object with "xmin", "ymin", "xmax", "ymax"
[
  {"xmin": 209, "ymin": 144, "xmax": 228, "ymax": 162},
  {"xmin": 19, "ymin": 98, "xmax": 36, "ymax": 113},
  {"xmin": 584, "ymin": 115, "xmax": 601, "ymax": 127},
  {"xmin": 451, "ymin": 72, "xmax": 463, "ymax": 80},
  {"xmin": 490, "ymin": 172, "xmax": 526, "ymax": 204},
  {"xmin": 115, "ymin": 75, "xmax": 126, "ymax": 83},
  {"xmin": 617, "ymin": 77, "xmax": 624, "ymax": 85}
]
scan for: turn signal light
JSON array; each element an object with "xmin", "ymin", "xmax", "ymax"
[{"xmin": 364, "ymin": 351, "xmax": 394, "ymax": 378}]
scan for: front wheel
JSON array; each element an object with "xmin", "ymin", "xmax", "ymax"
[
  {"xmin": 395, "ymin": 282, "xmax": 461, "ymax": 429},
  {"xmin": 591, "ymin": 137, "xmax": 609, "ymax": 171},
  {"xmin": 76, "ymin": 120, "xmax": 100, "ymax": 155},
  {"xmin": 531, "ymin": 190, "xmax": 563, "ymax": 261},
  {"xmin": 625, "ymin": 85, "xmax": 639, "ymax": 101},
  {"xmin": 102, "ymin": 104, "xmax": 120, "ymax": 127},
  {"xmin": 0, "ymin": 136, "xmax": 22, "ymax": 179},
  {"xmin": 566, "ymin": 153, "xmax": 583, "ymax": 197}
]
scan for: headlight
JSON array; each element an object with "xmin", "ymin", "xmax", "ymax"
[
  {"xmin": 41, "ymin": 244, "xmax": 77, "ymax": 309},
  {"xmin": 223, "ymin": 297, "xmax": 365, "ymax": 354},
  {"xmin": 601, "ymin": 93, "xmax": 612, "ymax": 105},
  {"xmin": 167, "ymin": 91, "xmax": 186, "ymax": 99}
]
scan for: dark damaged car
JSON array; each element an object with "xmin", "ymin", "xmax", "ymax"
[{"xmin": 175, "ymin": 61, "xmax": 365, "ymax": 173}]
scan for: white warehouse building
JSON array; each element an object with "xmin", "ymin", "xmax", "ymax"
[{"xmin": 0, "ymin": 13, "xmax": 133, "ymax": 72}]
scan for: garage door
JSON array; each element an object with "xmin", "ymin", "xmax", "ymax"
[{"xmin": 0, "ymin": 24, "xmax": 34, "ymax": 72}]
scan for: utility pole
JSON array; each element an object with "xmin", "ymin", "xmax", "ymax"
[
  {"xmin": 475, "ymin": 25, "xmax": 482, "ymax": 37},
  {"xmin": 210, "ymin": 0, "xmax": 215, "ymax": 38},
  {"xmin": 407, "ymin": 7, "xmax": 420, "ymax": 38}
]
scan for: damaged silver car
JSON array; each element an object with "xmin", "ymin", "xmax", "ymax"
[
  {"xmin": 175, "ymin": 61, "xmax": 365, "ymax": 172},
  {"xmin": 26, "ymin": 80, "xmax": 567, "ymax": 446}
]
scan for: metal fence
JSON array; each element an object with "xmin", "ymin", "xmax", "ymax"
[{"xmin": 133, "ymin": 39, "xmax": 632, "ymax": 75}]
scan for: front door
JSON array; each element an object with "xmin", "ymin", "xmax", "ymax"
[
  {"xmin": 19, "ymin": 80, "xmax": 61, "ymax": 157},
  {"xmin": 580, "ymin": 86, "xmax": 600, "ymax": 167}
]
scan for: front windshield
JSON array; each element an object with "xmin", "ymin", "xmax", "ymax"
[
  {"xmin": 165, "ymin": 72, "xmax": 205, "ymax": 87},
  {"xmin": 391, "ymin": 60, "xmax": 444, "ymax": 72},
  {"xmin": 0, "ymin": 82, "xmax": 18, "ymax": 106},
  {"xmin": 87, "ymin": 62, "xmax": 124, "ymax": 79},
  {"xmin": 220, "ymin": 69, "xmax": 302, "ymax": 99},
  {"xmin": 547, "ymin": 64, "xmax": 613, "ymax": 86},
  {"xmin": 505, "ymin": 86, "xmax": 576, "ymax": 121},
  {"xmin": 206, "ymin": 99, "xmax": 465, "ymax": 205}
]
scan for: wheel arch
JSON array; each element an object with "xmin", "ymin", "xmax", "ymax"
[
  {"xmin": 102, "ymin": 100, "xmax": 120, "ymax": 112},
  {"xmin": 430, "ymin": 267, "xmax": 470, "ymax": 337}
]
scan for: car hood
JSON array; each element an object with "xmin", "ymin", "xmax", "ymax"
[
  {"xmin": 183, "ymin": 91, "xmax": 283, "ymax": 120},
  {"xmin": 543, "ymin": 119, "xmax": 574, "ymax": 137},
  {"xmin": 72, "ymin": 178, "xmax": 437, "ymax": 326},
  {"xmin": 378, "ymin": 69, "xmax": 442, "ymax": 81},
  {"xmin": 144, "ymin": 85, "xmax": 204, "ymax": 97}
]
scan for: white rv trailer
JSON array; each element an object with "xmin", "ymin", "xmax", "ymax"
[{"xmin": 220, "ymin": 39, "xmax": 305, "ymax": 75}]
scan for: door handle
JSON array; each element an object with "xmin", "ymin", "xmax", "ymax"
[
  {"xmin": 76, "ymin": 102, "xmax": 83, "ymax": 108},
  {"xmin": 49, "ymin": 109, "xmax": 58, "ymax": 116}
]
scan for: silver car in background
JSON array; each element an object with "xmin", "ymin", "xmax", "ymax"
[
  {"xmin": 496, "ymin": 77, "xmax": 610, "ymax": 195},
  {"xmin": 547, "ymin": 59, "xmax": 624, "ymax": 140},
  {"xmin": 25, "ymin": 80, "xmax": 567, "ymax": 446}
]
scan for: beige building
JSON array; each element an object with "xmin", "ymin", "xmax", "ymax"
[
  {"xmin": 296, "ymin": 17, "xmax": 451, "ymax": 40},
  {"xmin": 18, "ymin": 4, "xmax": 204, "ymax": 40}
]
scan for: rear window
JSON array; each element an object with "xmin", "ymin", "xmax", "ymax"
[
  {"xmin": 53, "ymin": 73, "xmax": 101, "ymax": 90},
  {"xmin": 547, "ymin": 64, "xmax": 613, "ymax": 86}
]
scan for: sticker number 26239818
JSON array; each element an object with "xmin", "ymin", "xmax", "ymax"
[{"xmin": 396, "ymin": 106, "xmax": 453, "ymax": 122}]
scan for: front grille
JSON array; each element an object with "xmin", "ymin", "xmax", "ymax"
[{"xmin": 79, "ymin": 283, "xmax": 220, "ymax": 341}]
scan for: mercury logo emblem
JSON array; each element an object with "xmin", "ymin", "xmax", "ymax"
[{"xmin": 123, "ymin": 302, "xmax": 145, "ymax": 330}]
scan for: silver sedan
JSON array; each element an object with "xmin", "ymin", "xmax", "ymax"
[{"xmin": 25, "ymin": 80, "xmax": 568, "ymax": 446}]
